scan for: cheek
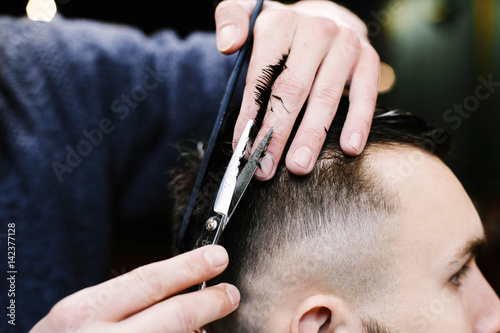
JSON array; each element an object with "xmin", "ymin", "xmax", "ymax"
[{"xmin": 392, "ymin": 286, "xmax": 470, "ymax": 332}]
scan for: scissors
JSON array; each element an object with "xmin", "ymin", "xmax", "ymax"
[
  {"xmin": 191, "ymin": 122, "xmax": 272, "ymax": 333},
  {"xmin": 195, "ymin": 120, "xmax": 273, "ymax": 289},
  {"xmin": 181, "ymin": 2, "xmax": 266, "ymax": 332},
  {"xmin": 177, "ymin": 0, "xmax": 265, "ymax": 250}
]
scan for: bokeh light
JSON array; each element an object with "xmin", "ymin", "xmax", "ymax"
[
  {"xmin": 26, "ymin": 0, "xmax": 57, "ymax": 22},
  {"xmin": 379, "ymin": 62, "xmax": 396, "ymax": 94}
]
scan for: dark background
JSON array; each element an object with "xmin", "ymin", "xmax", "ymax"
[{"xmin": 2, "ymin": 0, "xmax": 498, "ymax": 292}]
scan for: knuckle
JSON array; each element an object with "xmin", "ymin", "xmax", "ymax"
[
  {"xmin": 183, "ymin": 251, "xmax": 208, "ymax": 276},
  {"xmin": 267, "ymin": 128, "xmax": 289, "ymax": 148},
  {"xmin": 254, "ymin": 9, "xmax": 296, "ymax": 35},
  {"xmin": 301, "ymin": 127, "xmax": 326, "ymax": 146},
  {"xmin": 364, "ymin": 45, "xmax": 380, "ymax": 64},
  {"xmin": 171, "ymin": 299, "xmax": 197, "ymax": 332},
  {"xmin": 48, "ymin": 296, "xmax": 87, "ymax": 330},
  {"xmin": 48, "ymin": 299, "xmax": 74, "ymax": 329},
  {"xmin": 214, "ymin": 1, "xmax": 238, "ymax": 21},
  {"xmin": 315, "ymin": 83, "xmax": 343, "ymax": 109},
  {"xmin": 338, "ymin": 26, "xmax": 359, "ymax": 43},
  {"xmin": 301, "ymin": 16, "xmax": 339, "ymax": 38},
  {"xmin": 337, "ymin": 28, "xmax": 362, "ymax": 58},
  {"xmin": 170, "ymin": 251, "xmax": 210, "ymax": 287},
  {"xmin": 134, "ymin": 266, "xmax": 166, "ymax": 303},
  {"xmin": 214, "ymin": 0, "xmax": 229, "ymax": 14},
  {"xmin": 353, "ymin": 81, "xmax": 379, "ymax": 106},
  {"xmin": 167, "ymin": 285, "xmax": 232, "ymax": 332},
  {"xmin": 313, "ymin": 17, "xmax": 340, "ymax": 36},
  {"xmin": 274, "ymin": 75, "xmax": 304, "ymax": 104},
  {"xmin": 351, "ymin": 115, "xmax": 373, "ymax": 133}
]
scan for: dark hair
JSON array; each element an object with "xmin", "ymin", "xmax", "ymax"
[
  {"xmin": 171, "ymin": 97, "xmax": 451, "ymax": 249},
  {"xmin": 169, "ymin": 98, "xmax": 451, "ymax": 332}
]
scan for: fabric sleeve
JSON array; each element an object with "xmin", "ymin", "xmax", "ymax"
[{"xmin": 0, "ymin": 15, "xmax": 241, "ymax": 331}]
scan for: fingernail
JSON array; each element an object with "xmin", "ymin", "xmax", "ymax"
[
  {"xmin": 291, "ymin": 146, "xmax": 313, "ymax": 169},
  {"xmin": 217, "ymin": 25, "xmax": 237, "ymax": 52},
  {"xmin": 256, "ymin": 152, "xmax": 274, "ymax": 178},
  {"xmin": 204, "ymin": 246, "xmax": 228, "ymax": 268},
  {"xmin": 225, "ymin": 285, "xmax": 240, "ymax": 306},
  {"xmin": 348, "ymin": 133, "xmax": 362, "ymax": 153}
]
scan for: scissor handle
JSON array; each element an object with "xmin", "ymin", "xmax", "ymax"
[{"xmin": 194, "ymin": 214, "xmax": 228, "ymax": 291}]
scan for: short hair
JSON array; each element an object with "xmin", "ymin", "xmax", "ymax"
[{"xmin": 170, "ymin": 99, "xmax": 451, "ymax": 332}]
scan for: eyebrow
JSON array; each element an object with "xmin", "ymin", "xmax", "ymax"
[{"xmin": 450, "ymin": 236, "xmax": 487, "ymax": 266}]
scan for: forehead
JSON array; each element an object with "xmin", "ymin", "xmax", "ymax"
[{"xmin": 367, "ymin": 147, "xmax": 484, "ymax": 267}]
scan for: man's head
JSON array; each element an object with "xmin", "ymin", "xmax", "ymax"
[{"xmin": 171, "ymin": 104, "xmax": 500, "ymax": 332}]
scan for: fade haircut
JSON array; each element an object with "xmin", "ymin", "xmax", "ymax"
[{"xmin": 170, "ymin": 98, "xmax": 451, "ymax": 332}]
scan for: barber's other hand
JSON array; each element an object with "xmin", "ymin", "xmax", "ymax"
[
  {"xmin": 215, "ymin": 0, "xmax": 380, "ymax": 179},
  {"xmin": 30, "ymin": 245, "xmax": 239, "ymax": 333}
]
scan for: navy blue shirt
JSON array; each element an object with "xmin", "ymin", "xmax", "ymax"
[{"xmin": 0, "ymin": 15, "xmax": 240, "ymax": 331}]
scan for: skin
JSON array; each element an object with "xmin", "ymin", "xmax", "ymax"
[
  {"xmin": 378, "ymin": 148, "xmax": 500, "ymax": 332},
  {"xmin": 30, "ymin": 246, "xmax": 239, "ymax": 333},
  {"xmin": 31, "ymin": 0, "xmax": 497, "ymax": 330},
  {"xmin": 215, "ymin": 0, "xmax": 380, "ymax": 180},
  {"xmin": 32, "ymin": 2, "xmax": 381, "ymax": 331},
  {"xmin": 31, "ymin": 153, "xmax": 500, "ymax": 333},
  {"xmin": 30, "ymin": 153, "xmax": 500, "ymax": 332},
  {"xmin": 264, "ymin": 148, "xmax": 500, "ymax": 332}
]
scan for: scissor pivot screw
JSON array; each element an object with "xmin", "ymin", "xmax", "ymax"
[{"xmin": 206, "ymin": 218, "xmax": 218, "ymax": 231}]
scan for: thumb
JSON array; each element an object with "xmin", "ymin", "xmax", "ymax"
[{"xmin": 214, "ymin": 0, "xmax": 255, "ymax": 54}]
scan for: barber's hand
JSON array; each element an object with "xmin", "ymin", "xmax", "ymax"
[
  {"xmin": 30, "ymin": 246, "xmax": 239, "ymax": 333},
  {"xmin": 215, "ymin": 0, "xmax": 380, "ymax": 179}
]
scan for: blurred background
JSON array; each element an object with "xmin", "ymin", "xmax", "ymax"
[{"xmin": 1, "ymin": 0, "xmax": 498, "ymax": 291}]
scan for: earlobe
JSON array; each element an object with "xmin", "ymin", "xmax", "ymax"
[{"xmin": 291, "ymin": 295, "xmax": 349, "ymax": 333}]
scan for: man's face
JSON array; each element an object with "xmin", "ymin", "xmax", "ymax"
[{"xmin": 371, "ymin": 148, "xmax": 500, "ymax": 332}]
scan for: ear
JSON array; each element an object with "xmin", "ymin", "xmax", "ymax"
[{"xmin": 290, "ymin": 295, "xmax": 350, "ymax": 333}]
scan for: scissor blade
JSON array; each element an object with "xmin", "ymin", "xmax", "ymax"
[
  {"xmin": 228, "ymin": 127, "xmax": 274, "ymax": 219},
  {"xmin": 213, "ymin": 119, "xmax": 253, "ymax": 216}
]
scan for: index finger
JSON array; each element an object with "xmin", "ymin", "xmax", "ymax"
[{"xmin": 79, "ymin": 245, "xmax": 230, "ymax": 322}]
